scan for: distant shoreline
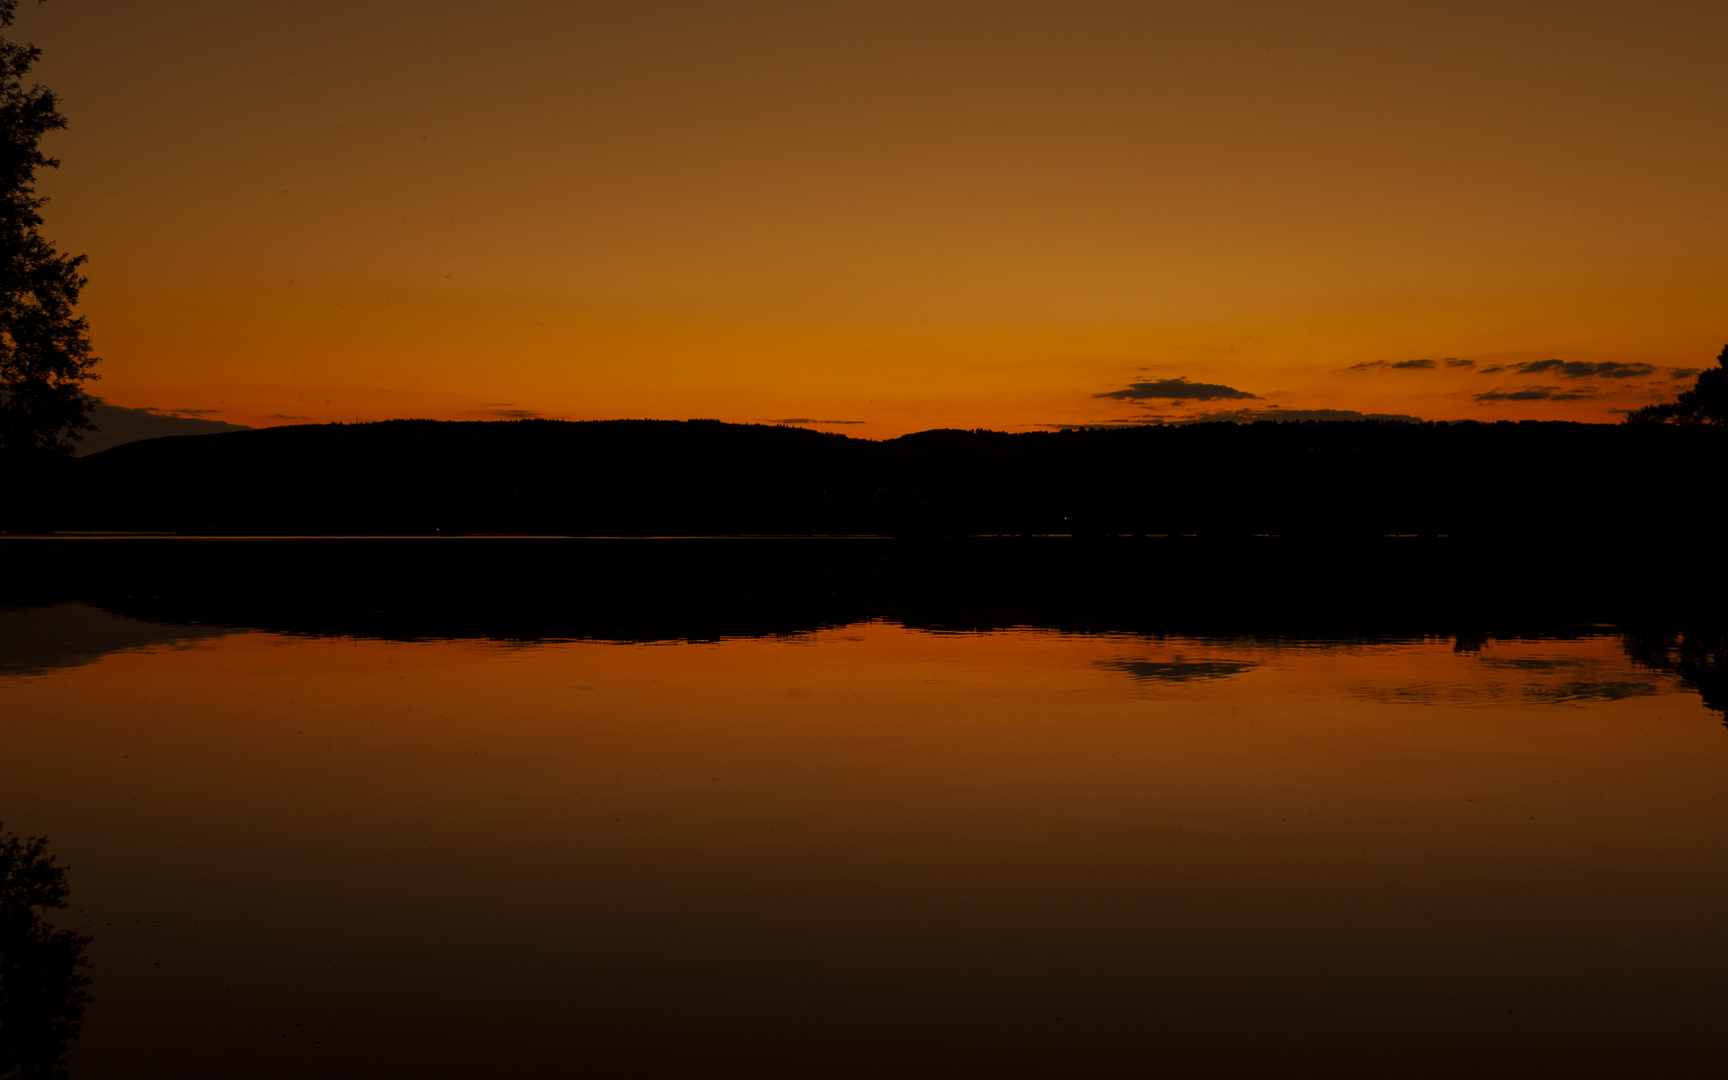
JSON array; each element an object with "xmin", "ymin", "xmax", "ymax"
[{"xmin": 17, "ymin": 417, "xmax": 1724, "ymax": 541}]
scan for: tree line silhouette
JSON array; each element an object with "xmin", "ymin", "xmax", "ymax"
[{"xmin": 16, "ymin": 415, "xmax": 1724, "ymax": 540}]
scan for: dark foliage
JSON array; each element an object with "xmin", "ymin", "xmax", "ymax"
[
  {"xmin": 55, "ymin": 416, "xmax": 1728, "ymax": 541},
  {"xmin": 1624, "ymin": 631, "xmax": 1728, "ymax": 720},
  {"xmin": 0, "ymin": 823, "xmax": 91, "ymax": 1080},
  {"xmin": 0, "ymin": 0, "xmax": 97, "ymax": 464},
  {"xmin": 1625, "ymin": 344, "xmax": 1728, "ymax": 425}
]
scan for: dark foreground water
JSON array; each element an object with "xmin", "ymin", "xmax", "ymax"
[{"xmin": 1, "ymin": 539, "xmax": 1724, "ymax": 1078}]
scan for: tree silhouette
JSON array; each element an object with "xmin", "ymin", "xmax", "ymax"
[
  {"xmin": 0, "ymin": 0, "xmax": 97, "ymax": 463},
  {"xmin": 1625, "ymin": 344, "xmax": 1728, "ymax": 426},
  {"xmin": 0, "ymin": 823, "xmax": 92, "ymax": 1080}
]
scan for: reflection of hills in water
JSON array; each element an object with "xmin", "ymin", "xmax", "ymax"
[
  {"xmin": 0, "ymin": 537, "xmax": 1721, "ymax": 716},
  {"xmin": 0, "ymin": 604, "xmax": 230, "ymax": 676}
]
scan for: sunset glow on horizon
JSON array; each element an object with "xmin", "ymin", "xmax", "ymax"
[{"xmin": 21, "ymin": 0, "xmax": 1728, "ymax": 437}]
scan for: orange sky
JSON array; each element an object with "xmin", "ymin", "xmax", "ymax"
[{"xmin": 20, "ymin": 0, "xmax": 1728, "ymax": 435}]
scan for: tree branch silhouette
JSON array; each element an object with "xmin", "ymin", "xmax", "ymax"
[
  {"xmin": 1625, "ymin": 344, "xmax": 1728, "ymax": 425},
  {"xmin": 0, "ymin": 0, "xmax": 98, "ymax": 463}
]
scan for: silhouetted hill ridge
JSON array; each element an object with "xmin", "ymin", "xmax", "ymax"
[{"xmin": 52, "ymin": 416, "xmax": 1728, "ymax": 538}]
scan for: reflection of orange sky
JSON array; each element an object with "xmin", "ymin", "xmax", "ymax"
[
  {"xmin": 11, "ymin": 624, "xmax": 1719, "ymax": 882},
  {"xmin": 7, "ymin": 623, "xmax": 1728, "ymax": 1073},
  {"xmin": 22, "ymin": 1, "xmax": 1728, "ymax": 435}
]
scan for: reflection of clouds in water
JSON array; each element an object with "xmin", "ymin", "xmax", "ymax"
[
  {"xmin": 1479, "ymin": 653, "xmax": 1596, "ymax": 670},
  {"xmin": 1359, "ymin": 683, "xmax": 1484, "ymax": 706},
  {"xmin": 1480, "ymin": 657, "xmax": 1588, "ymax": 671},
  {"xmin": 1094, "ymin": 640, "xmax": 1672, "ymax": 702},
  {"xmin": 1098, "ymin": 657, "xmax": 1259, "ymax": 683},
  {"xmin": 1360, "ymin": 680, "xmax": 1665, "ymax": 707},
  {"xmin": 1357, "ymin": 650, "xmax": 1673, "ymax": 707},
  {"xmin": 1527, "ymin": 681, "xmax": 1660, "ymax": 703}
]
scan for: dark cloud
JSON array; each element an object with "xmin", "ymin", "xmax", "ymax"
[
  {"xmin": 1095, "ymin": 378, "xmax": 1259, "ymax": 401},
  {"xmin": 1444, "ymin": 358, "xmax": 1475, "ymax": 368},
  {"xmin": 1479, "ymin": 365, "xmax": 1507, "ymax": 374},
  {"xmin": 1349, "ymin": 358, "xmax": 1436, "ymax": 371},
  {"xmin": 1098, "ymin": 657, "xmax": 1259, "ymax": 682},
  {"xmin": 1474, "ymin": 387, "xmax": 1595, "ymax": 403},
  {"xmin": 1667, "ymin": 367, "xmax": 1703, "ymax": 380},
  {"xmin": 759, "ymin": 418, "xmax": 867, "ymax": 425},
  {"xmin": 1509, "ymin": 359, "xmax": 1654, "ymax": 379},
  {"xmin": 1175, "ymin": 407, "xmax": 1423, "ymax": 424},
  {"xmin": 81, "ymin": 398, "xmax": 253, "ymax": 456},
  {"xmin": 483, "ymin": 406, "xmax": 573, "ymax": 420},
  {"xmin": 268, "ymin": 413, "xmax": 312, "ymax": 420}
]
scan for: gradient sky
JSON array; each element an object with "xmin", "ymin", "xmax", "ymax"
[{"xmin": 19, "ymin": 0, "xmax": 1728, "ymax": 435}]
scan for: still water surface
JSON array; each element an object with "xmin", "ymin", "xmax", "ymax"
[{"xmin": 2, "ymin": 604, "xmax": 1724, "ymax": 1077}]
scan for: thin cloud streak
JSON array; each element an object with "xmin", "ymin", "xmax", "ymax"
[{"xmin": 1475, "ymin": 387, "xmax": 1595, "ymax": 403}]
